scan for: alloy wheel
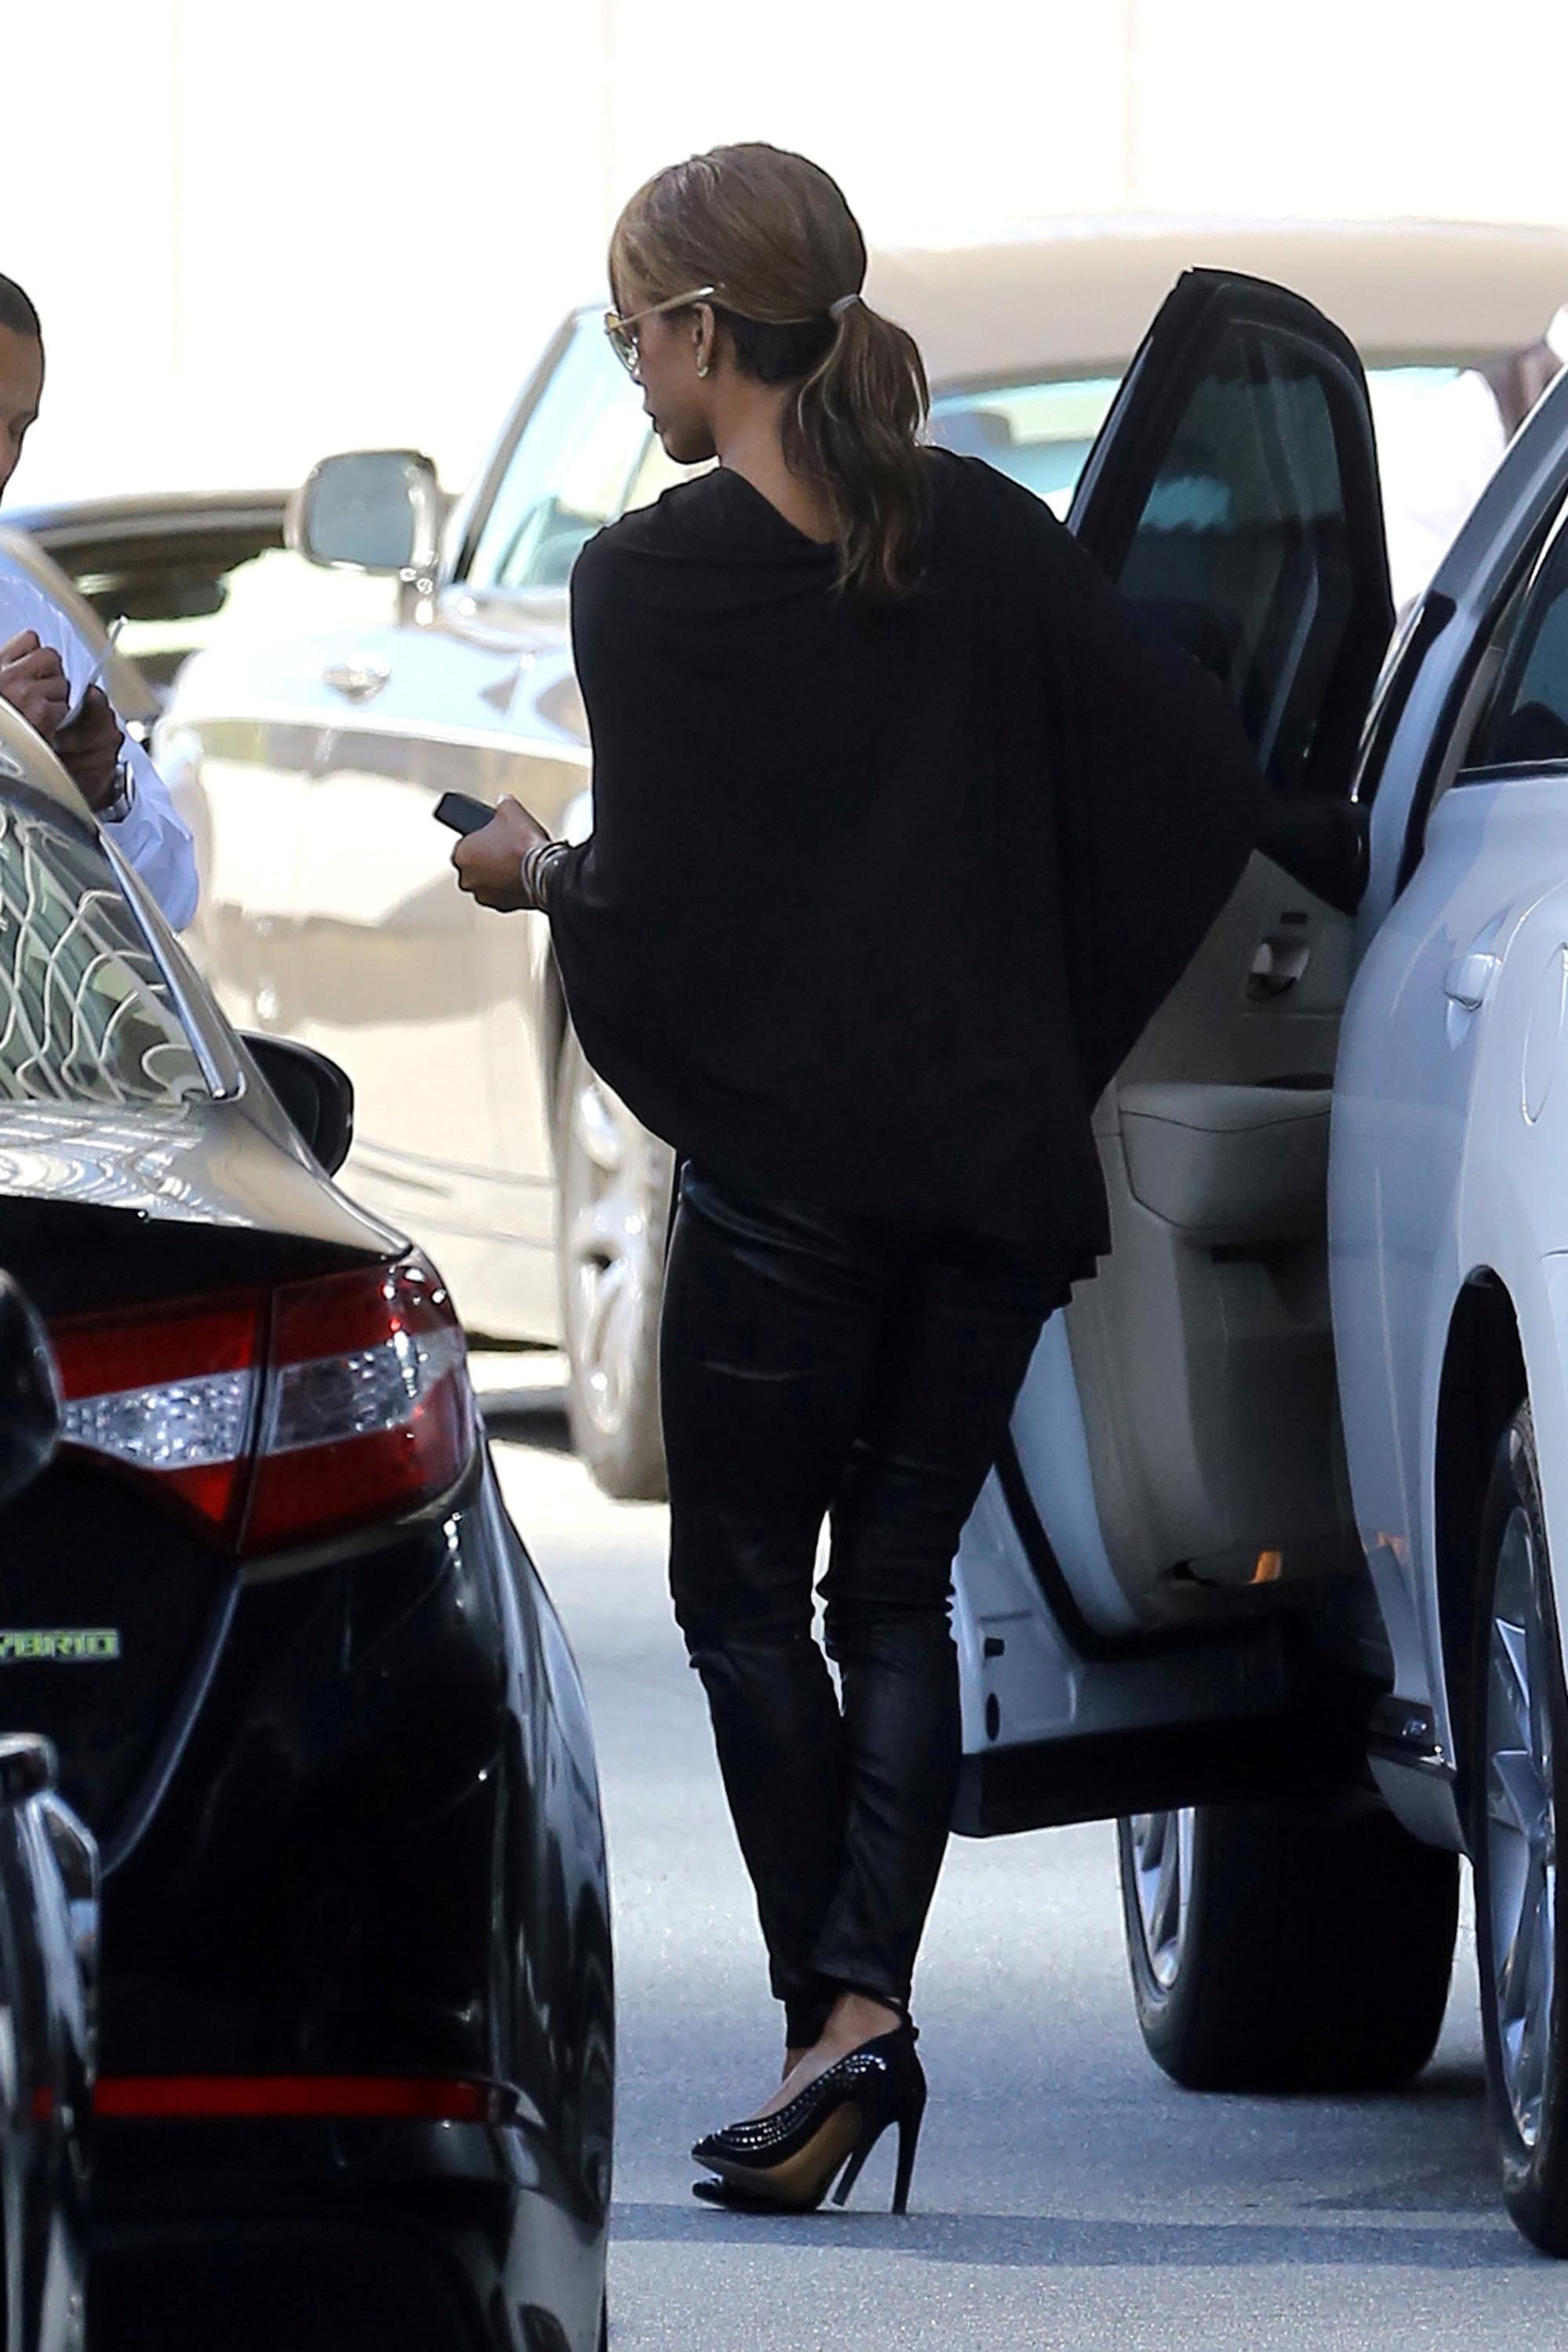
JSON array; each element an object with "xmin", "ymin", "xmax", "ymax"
[
  {"xmin": 1125, "ymin": 1809, "xmax": 1196, "ymax": 1992},
  {"xmin": 1483, "ymin": 1500, "xmax": 1559, "ymax": 2151}
]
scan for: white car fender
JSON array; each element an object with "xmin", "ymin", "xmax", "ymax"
[
  {"xmin": 1455, "ymin": 887, "xmax": 1568, "ymax": 1584},
  {"xmin": 1429, "ymin": 899, "xmax": 1568, "ymax": 1750},
  {"xmin": 1367, "ymin": 854, "xmax": 1568, "ymax": 1790},
  {"xmin": 1518, "ymin": 1260, "xmax": 1568, "ymax": 1618}
]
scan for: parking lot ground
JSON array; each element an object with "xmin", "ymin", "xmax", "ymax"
[{"xmin": 477, "ymin": 1358, "xmax": 1568, "ymax": 2352}]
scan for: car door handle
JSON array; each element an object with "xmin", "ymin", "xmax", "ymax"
[
  {"xmin": 321, "ymin": 656, "xmax": 390, "ymax": 702},
  {"xmin": 1444, "ymin": 950, "xmax": 1501, "ymax": 1010},
  {"xmin": 1247, "ymin": 937, "xmax": 1312, "ymax": 1000}
]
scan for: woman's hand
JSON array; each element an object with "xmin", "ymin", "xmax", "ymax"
[{"xmin": 452, "ymin": 795, "xmax": 550, "ymax": 912}]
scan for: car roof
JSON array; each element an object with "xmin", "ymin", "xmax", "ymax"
[
  {"xmin": 861, "ymin": 217, "xmax": 1568, "ymax": 385},
  {"xmin": 2, "ymin": 490, "xmax": 289, "ymax": 546}
]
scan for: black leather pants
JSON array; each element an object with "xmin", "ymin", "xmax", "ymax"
[{"xmin": 662, "ymin": 1168, "xmax": 1060, "ymax": 2046}]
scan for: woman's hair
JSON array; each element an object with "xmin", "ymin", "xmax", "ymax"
[{"xmin": 610, "ymin": 143, "xmax": 930, "ymax": 597}]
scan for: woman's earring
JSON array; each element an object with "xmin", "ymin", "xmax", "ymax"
[{"xmin": 695, "ymin": 356, "xmax": 711, "ymax": 379}]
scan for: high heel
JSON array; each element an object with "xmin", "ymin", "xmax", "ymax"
[
  {"xmin": 691, "ymin": 2022, "xmax": 925, "ymax": 2214},
  {"xmin": 833, "ymin": 2065, "xmax": 925, "ymax": 2215}
]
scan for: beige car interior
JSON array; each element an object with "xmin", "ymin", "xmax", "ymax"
[{"xmin": 1062, "ymin": 848, "xmax": 1355, "ymax": 1624}]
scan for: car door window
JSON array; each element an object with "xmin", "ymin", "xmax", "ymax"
[
  {"xmin": 1465, "ymin": 505, "xmax": 1568, "ymax": 771},
  {"xmin": 1120, "ymin": 327, "xmax": 1367, "ymax": 791},
  {"xmin": 466, "ymin": 321, "xmax": 648, "ymax": 596},
  {"xmin": 1072, "ymin": 283, "xmax": 1392, "ymax": 807}
]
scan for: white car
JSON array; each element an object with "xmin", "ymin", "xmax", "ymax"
[
  {"xmin": 953, "ymin": 262, "xmax": 1568, "ymax": 2254},
  {"xmin": 158, "ymin": 216, "xmax": 1568, "ymax": 1498}
]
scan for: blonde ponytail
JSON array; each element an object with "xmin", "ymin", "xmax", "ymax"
[{"xmin": 788, "ymin": 295, "xmax": 930, "ymax": 596}]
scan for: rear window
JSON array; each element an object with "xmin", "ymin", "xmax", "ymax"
[
  {"xmin": 930, "ymin": 365, "xmax": 1462, "ymax": 518},
  {"xmin": 0, "ymin": 777, "xmax": 208, "ymax": 1107},
  {"xmin": 931, "ymin": 376, "xmax": 1120, "ymax": 513}
]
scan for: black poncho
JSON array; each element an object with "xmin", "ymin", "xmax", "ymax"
[{"xmin": 548, "ymin": 452, "xmax": 1261, "ymax": 1265}]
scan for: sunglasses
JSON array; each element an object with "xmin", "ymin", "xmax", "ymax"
[{"xmin": 603, "ymin": 285, "xmax": 717, "ymax": 377}]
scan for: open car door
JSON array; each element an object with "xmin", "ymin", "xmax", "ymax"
[{"xmin": 953, "ymin": 270, "xmax": 1396, "ymax": 1836}]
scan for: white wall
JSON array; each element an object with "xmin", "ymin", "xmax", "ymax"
[{"xmin": 8, "ymin": 0, "xmax": 1566, "ymax": 504}]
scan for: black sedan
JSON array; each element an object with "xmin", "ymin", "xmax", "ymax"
[{"xmin": 0, "ymin": 698, "xmax": 613, "ymax": 2350}]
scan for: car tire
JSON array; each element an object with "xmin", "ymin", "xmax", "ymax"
[
  {"xmin": 1472, "ymin": 1401, "xmax": 1568, "ymax": 2253},
  {"xmin": 1116, "ymin": 1796, "xmax": 1458, "ymax": 2092},
  {"xmin": 555, "ymin": 1027, "xmax": 673, "ymax": 1501}
]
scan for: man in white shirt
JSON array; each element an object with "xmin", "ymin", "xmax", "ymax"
[
  {"xmin": 1381, "ymin": 307, "xmax": 1568, "ymax": 615},
  {"xmin": 0, "ymin": 275, "xmax": 196, "ymax": 930}
]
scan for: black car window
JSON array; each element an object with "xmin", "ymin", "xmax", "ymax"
[
  {"xmin": 0, "ymin": 780, "xmax": 207, "ymax": 1107},
  {"xmin": 1466, "ymin": 506, "xmax": 1568, "ymax": 771},
  {"xmin": 466, "ymin": 320, "xmax": 648, "ymax": 596},
  {"xmin": 1113, "ymin": 322, "xmax": 1371, "ymax": 797}
]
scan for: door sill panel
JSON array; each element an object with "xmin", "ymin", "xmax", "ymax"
[
  {"xmin": 956, "ymin": 1465, "xmax": 1378, "ymax": 1836},
  {"xmin": 956, "ymin": 1679, "xmax": 1376, "ymax": 1837}
]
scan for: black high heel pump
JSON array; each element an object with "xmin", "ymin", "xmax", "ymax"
[{"xmin": 691, "ymin": 2022, "xmax": 926, "ymax": 2214}]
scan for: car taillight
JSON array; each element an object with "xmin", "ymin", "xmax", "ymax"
[
  {"xmin": 51, "ymin": 1254, "xmax": 474, "ymax": 1557},
  {"xmin": 52, "ymin": 1293, "xmax": 265, "ymax": 1546},
  {"xmin": 249, "ymin": 1257, "xmax": 472, "ymax": 1552}
]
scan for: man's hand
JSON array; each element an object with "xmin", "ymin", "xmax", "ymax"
[
  {"xmin": 452, "ymin": 794, "xmax": 550, "ymax": 912},
  {"xmin": 53, "ymin": 687, "xmax": 124, "ymax": 814},
  {"xmin": 0, "ymin": 631, "xmax": 69, "ymax": 742}
]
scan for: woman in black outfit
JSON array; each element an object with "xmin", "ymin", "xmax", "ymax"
[{"xmin": 454, "ymin": 143, "xmax": 1262, "ymax": 2214}]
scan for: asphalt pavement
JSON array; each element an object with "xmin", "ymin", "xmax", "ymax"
[{"xmin": 478, "ymin": 1357, "xmax": 1568, "ymax": 2352}]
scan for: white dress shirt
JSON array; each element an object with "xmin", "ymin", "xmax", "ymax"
[
  {"xmin": 1382, "ymin": 307, "xmax": 1568, "ymax": 615},
  {"xmin": 0, "ymin": 565, "xmax": 198, "ymax": 931}
]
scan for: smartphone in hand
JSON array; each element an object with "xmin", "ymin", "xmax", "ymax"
[{"xmin": 433, "ymin": 792, "xmax": 495, "ymax": 836}]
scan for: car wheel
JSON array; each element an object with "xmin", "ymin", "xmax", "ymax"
[
  {"xmin": 1117, "ymin": 1795, "xmax": 1457, "ymax": 2091},
  {"xmin": 1472, "ymin": 1401, "xmax": 1568, "ymax": 2253},
  {"xmin": 555, "ymin": 1028, "xmax": 673, "ymax": 1501}
]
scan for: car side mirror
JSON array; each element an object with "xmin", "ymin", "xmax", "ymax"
[
  {"xmin": 288, "ymin": 449, "xmax": 445, "ymax": 581},
  {"xmin": 241, "ymin": 1033, "xmax": 355, "ymax": 1176},
  {"xmin": 0, "ymin": 1272, "xmax": 60, "ymax": 1508}
]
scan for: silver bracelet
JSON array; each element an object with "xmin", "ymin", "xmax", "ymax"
[
  {"xmin": 520, "ymin": 839, "xmax": 569, "ymax": 910},
  {"xmin": 101, "ymin": 760, "xmax": 136, "ymax": 826}
]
